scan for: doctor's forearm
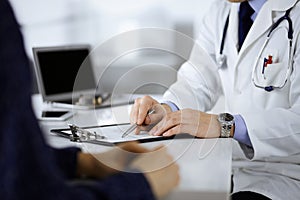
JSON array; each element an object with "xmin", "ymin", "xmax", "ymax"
[{"xmin": 162, "ymin": 102, "xmax": 252, "ymax": 145}]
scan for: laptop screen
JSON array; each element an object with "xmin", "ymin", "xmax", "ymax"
[{"xmin": 33, "ymin": 46, "xmax": 97, "ymax": 102}]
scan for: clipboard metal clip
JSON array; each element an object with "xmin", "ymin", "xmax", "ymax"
[{"xmin": 68, "ymin": 123, "xmax": 107, "ymax": 142}]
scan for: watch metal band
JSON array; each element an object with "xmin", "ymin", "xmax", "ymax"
[{"xmin": 218, "ymin": 113, "xmax": 235, "ymax": 138}]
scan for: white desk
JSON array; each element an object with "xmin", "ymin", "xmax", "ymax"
[{"xmin": 35, "ymin": 97, "xmax": 232, "ymax": 200}]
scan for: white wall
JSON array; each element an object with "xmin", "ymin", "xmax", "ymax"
[
  {"xmin": 10, "ymin": 0, "xmax": 212, "ymax": 56},
  {"xmin": 9, "ymin": 0, "xmax": 213, "ymax": 94}
]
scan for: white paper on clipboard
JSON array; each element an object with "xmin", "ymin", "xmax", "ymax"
[{"xmin": 51, "ymin": 123, "xmax": 168, "ymax": 145}]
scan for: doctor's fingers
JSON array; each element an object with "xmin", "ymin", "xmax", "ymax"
[
  {"xmin": 149, "ymin": 109, "xmax": 203, "ymax": 137},
  {"xmin": 134, "ymin": 113, "xmax": 167, "ymax": 135},
  {"xmin": 149, "ymin": 111, "xmax": 182, "ymax": 136},
  {"xmin": 130, "ymin": 96, "xmax": 159, "ymax": 125},
  {"xmin": 130, "ymin": 98, "xmax": 140, "ymax": 124},
  {"xmin": 130, "ymin": 97, "xmax": 151, "ymax": 124}
]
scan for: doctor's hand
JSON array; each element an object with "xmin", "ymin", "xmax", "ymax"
[
  {"xmin": 130, "ymin": 96, "xmax": 172, "ymax": 134},
  {"xmin": 76, "ymin": 142, "xmax": 151, "ymax": 179},
  {"xmin": 148, "ymin": 109, "xmax": 221, "ymax": 138}
]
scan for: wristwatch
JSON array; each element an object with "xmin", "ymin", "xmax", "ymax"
[{"xmin": 218, "ymin": 113, "xmax": 235, "ymax": 138}]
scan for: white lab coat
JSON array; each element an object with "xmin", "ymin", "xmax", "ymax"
[{"xmin": 163, "ymin": 0, "xmax": 300, "ymax": 199}]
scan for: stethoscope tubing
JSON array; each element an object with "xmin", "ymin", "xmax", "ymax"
[{"xmin": 219, "ymin": 6, "xmax": 294, "ymax": 92}]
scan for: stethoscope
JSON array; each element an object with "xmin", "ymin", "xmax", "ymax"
[{"xmin": 218, "ymin": 6, "xmax": 294, "ymax": 92}]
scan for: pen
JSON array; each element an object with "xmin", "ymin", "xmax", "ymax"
[
  {"xmin": 262, "ymin": 57, "xmax": 268, "ymax": 75},
  {"xmin": 122, "ymin": 109, "xmax": 155, "ymax": 138}
]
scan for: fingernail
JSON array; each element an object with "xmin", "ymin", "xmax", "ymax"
[
  {"xmin": 163, "ymin": 132, "xmax": 169, "ymax": 136},
  {"xmin": 154, "ymin": 132, "xmax": 160, "ymax": 136},
  {"xmin": 137, "ymin": 119, "xmax": 143, "ymax": 125}
]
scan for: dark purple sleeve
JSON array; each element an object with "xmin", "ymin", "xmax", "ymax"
[
  {"xmin": 0, "ymin": 1, "xmax": 155, "ymax": 199},
  {"xmin": 72, "ymin": 172, "xmax": 156, "ymax": 200},
  {"xmin": 50, "ymin": 147, "xmax": 82, "ymax": 179}
]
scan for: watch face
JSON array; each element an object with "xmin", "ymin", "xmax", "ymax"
[
  {"xmin": 219, "ymin": 113, "xmax": 234, "ymax": 124},
  {"xmin": 223, "ymin": 113, "xmax": 234, "ymax": 122}
]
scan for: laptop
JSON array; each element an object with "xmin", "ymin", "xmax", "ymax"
[{"xmin": 33, "ymin": 45, "xmax": 132, "ymax": 109}]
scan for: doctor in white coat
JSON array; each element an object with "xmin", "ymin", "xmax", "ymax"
[{"xmin": 130, "ymin": 0, "xmax": 300, "ymax": 199}]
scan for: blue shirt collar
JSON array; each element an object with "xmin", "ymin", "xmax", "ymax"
[
  {"xmin": 248, "ymin": 0, "xmax": 267, "ymax": 20},
  {"xmin": 248, "ymin": 0, "xmax": 267, "ymax": 13}
]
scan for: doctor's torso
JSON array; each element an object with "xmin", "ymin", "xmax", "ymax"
[
  {"xmin": 199, "ymin": 0, "xmax": 300, "ymax": 114},
  {"xmin": 164, "ymin": 0, "xmax": 300, "ymax": 199}
]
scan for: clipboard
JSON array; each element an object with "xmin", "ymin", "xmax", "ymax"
[{"xmin": 51, "ymin": 123, "xmax": 173, "ymax": 146}]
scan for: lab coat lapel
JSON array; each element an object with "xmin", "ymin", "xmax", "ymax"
[
  {"xmin": 271, "ymin": 0, "xmax": 299, "ymax": 11},
  {"xmin": 238, "ymin": 2, "xmax": 272, "ymax": 56},
  {"xmin": 227, "ymin": 4, "xmax": 239, "ymax": 58}
]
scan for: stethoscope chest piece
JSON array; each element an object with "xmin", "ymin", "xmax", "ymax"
[{"xmin": 217, "ymin": 54, "xmax": 226, "ymax": 68}]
